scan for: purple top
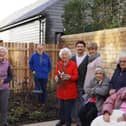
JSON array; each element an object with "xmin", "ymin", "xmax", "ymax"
[{"xmin": 0, "ymin": 59, "xmax": 9, "ymax": 90}]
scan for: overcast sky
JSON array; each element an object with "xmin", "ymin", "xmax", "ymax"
[{"xmin": 0, "ymin": 0, "xmax": 48, "ymax": 21}]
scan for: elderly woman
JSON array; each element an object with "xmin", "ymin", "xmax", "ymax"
[
  {"xmin": 91, "ymin": 87, "xmax": 126, "ymax": 126},
  {"xmin": 0, "ymin": 46, "xmax": 12, "ymax": 126},
  {"xmin": 79, "ymin": 67, "xmax": 110, "ymax": 126},
  {"xmin": 55, "ymin": 48, "xmax": 78, "ymax": 126},
  {"xmin": 109, "ymin": 51, "xmax": 126, "ymax": 95},
  {"xmin": 84, "ymin": 42, "xmax": 103, "ymax": 93}
]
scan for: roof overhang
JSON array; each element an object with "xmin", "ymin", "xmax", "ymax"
[{"xmin": 0, "ymin": 14, "xmax": 46, "ymax": 32}]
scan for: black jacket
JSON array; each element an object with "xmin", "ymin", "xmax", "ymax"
[{"xmin": 71, "ymin": 55, "xmax": 88, "ymax": 89}]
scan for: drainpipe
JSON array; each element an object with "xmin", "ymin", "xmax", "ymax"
[
  {"xmin": 39, "ymin": 15, "xmax": 42, "ymax": 44},
  {"xmin": 39, "ymin": 14, "xmax": 46, "ymax": 44}
]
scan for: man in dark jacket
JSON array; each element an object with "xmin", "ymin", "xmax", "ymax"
[
  {"xmin": 29, "ymin": 44, "xmax": 52, "ymax": 104},
  {"xmin": 71, "ymin": 40, "xmax": 88, "ymax": 125}
]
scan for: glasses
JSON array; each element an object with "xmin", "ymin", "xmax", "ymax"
[
  {"xmin": 120, "ymin": 60, "xmax": 126, "ymax": 63},
  {"xmin": 95, "ymin": 72, "xmax": 103, "ymax": 74}
]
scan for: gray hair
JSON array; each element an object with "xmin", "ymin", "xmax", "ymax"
[
  {"xmin": 95, "ymin": 66, "xmax": 105, "ymax": 75},
  {"xmin": 87, "ymin": 42, "xmax": 98, "ymax": 49},
  {"xmin": 59, "ymin": 48, "xmax": 72, "ymax": 59},
  {"xmin": 117, "ymin": 51, "xmax": 126, "ymax": 64},
  {"xmin": 0, "ymin": 46, "xmax": 8, "ymax": 55}
]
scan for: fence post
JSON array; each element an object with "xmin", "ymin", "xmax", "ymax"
[{"xmin": 28, "ymin": 43, "xmax": 35, "ymax": 91}]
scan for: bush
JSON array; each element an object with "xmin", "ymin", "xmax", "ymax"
[{"xmin": 8, "ymin": 87, "xmax": 57, "ymax": 125}]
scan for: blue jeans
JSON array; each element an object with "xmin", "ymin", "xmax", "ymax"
[{"xmin": 34, "ymin": 77, "xmax": 48, "ymax": 103}]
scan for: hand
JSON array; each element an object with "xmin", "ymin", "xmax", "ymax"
[
  {"xmin": 103, "ymin": 112, "xmax": 110, "ymax": 122},
  {"xmin": 55, "ymin": 76, "xmax": 59, "ymax": 82},
  {"xmin": 0, "ymin": 79, "xmax": 4, "ymax": 86},
  {"xmin": 109, "ymin": 89, "xmax": 116, "ymax": 95},
  {"xmin": 32, "ymin": 71, "xmax": 36, "ymax": 74},
  {"xmin": 117, "ymin": 116, "xmax": 125, "ymax": 122},
  {"xmin": 91, "ymin": 88, "xmax": 96, "ymax": 95},
  {"xmin": 62, "ymin": 74, "xmax": 71, "ymax": 80}
]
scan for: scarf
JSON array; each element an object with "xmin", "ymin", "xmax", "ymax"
[{"xmin": 88, "ymin": 52, "xmax": 100, "ymax": 63}]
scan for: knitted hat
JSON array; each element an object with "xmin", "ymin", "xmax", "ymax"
[{"xmin": 95, "ymin": 67, "xmax": 105, "ymax": 74}]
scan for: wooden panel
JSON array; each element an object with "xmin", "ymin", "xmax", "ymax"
[{"xmin": 1, "ymin": 42, "xmax": 62, "ymax": 92}]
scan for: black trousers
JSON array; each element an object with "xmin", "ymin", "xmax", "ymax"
[
  {"xmin": 58, "ymin": 99, "xmax": 75, "ymax": 126},
  {"xmin": 78, "ymin": 102, "xmax": 98, "ymax": 126},
  {"xmin": 34, "ymin": 78, "xmax": 48, "ymax": 103}
]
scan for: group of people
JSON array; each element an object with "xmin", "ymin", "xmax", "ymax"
[
  {"xmin": 54, "ymin": 41, "xmax": 126, "ymax": 126},
  {"xmin": 0, "ymin": 41, "xmax": 126, "ymax": 126}
]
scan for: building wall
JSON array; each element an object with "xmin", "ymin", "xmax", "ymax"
[
  {"xmin": 61, "ymin": 27, "xmax": 126, "ymax": 77},
  {"xmin": 0, "ymin": 20, "xmax": 40, "ymax": 43},
  {"xmin": 45, "ymin": 0, "xmax": 68, "ymax": 43},
  {"xmin": 0, "ymin": 0, "xmax": 68, "ymax": 44}
]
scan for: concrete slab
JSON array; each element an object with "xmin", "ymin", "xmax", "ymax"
[
  {"xmin": 22, "ymin": 120, "xmax": 58, "ymax": 126},
  {"xmin": 22, "ymin": 120, "xmax": 76, "ymax": 126}
]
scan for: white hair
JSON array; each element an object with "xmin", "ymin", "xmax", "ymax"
[
  {"xmin": 95, "ymin": 66, "xmax": 105, "ymax": 74},
  {"xmin": 0, "ymin": 46, "xmax": 8, "ymax": 54},
  {"xmin": 59, "ymin": 48, "xmax": 72, "ymax": 59},
  {"xmin": 117, "ymin": 51, "xmax": 126, "ymax": 64}
]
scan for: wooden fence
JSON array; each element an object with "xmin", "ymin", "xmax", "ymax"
[
  {"xmin": 61, "ymin": 27, "xmax": 126, "ymax": 77},
  {"xmin": 0, "ymin": 42, "xmax": 62, "ymax": 92}
]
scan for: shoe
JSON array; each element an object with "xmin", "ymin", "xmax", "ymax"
[
  {"xmin": 71, "ymin": 118, "xmax": 76, "ymax": 123},
  {"xmin": 55, "ymin": 120, "xmax": 65, "ymax": 126}
]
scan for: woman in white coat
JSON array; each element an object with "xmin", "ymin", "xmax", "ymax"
[{"xmin": 84, "ymin": 42, "xmax": 103, "ymax": 93}]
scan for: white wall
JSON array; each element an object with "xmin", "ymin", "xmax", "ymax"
[{"xmin": 0, "ymin": 20, "xmax": 42, "ymax": 43}]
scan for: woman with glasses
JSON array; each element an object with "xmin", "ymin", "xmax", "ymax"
[
  {"xmin": 109, "ymin": 51, "xmax": 126, "ymax": 95},
  {"xmin": 79, "ymin": 67, "xmax": 110, "ymax": 126}
]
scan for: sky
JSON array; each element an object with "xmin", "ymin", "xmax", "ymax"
[{"xmin": 0, "ymin": 0, "xmax": 48, "ymax": 21}]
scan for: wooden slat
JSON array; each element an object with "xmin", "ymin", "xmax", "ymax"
[{"xmin": 1, "ymin": 42, "xmax": 61, "ymax": 92}]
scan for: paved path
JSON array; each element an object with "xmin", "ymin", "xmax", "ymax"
[
  {"xmin": 22, "ymin": 120, "xmax": 58, "ymax": 126},
  {"xmin": 23, "ymin": 120, "xmax": 76, "ymax": 126}
]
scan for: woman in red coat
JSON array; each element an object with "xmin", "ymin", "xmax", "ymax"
[{"xmin": 55, "ymin": 48, "xmax": 78, "ymax": 126}]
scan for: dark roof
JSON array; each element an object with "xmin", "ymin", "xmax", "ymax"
[
  {"xmin": 13, "ymin": 0, "xmax": 59, "ymax": 24},
  {"xmin": 0, "ymin": 0, "xmax": 59, "ymax": 28}
]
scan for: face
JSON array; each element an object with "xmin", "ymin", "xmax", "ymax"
[
  {"xmin": 88, "ymin": 47, "xmax": 97, "ymax": 55},
  {"xmin": 119, "ymin": 57, "xmax": 126, "ymax": 70},
  {"xmin": 76, "ymin": 43, "xmax": 85, "ymax": 55},
  {"xmin": 61, "ymin": 51, "xmax": 70, "ymax": 62},
  {"xmin": 95, "ymin": 72, "xmax": 104, "ymax": 81},
  {"xmin": 37, "ymin": 44, "xmax": 44, "ymax": 54}
]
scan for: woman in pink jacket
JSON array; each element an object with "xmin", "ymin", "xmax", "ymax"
[{"xmin": 91, "ymin": 87, "xmax": 126, "ymax": 126}]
